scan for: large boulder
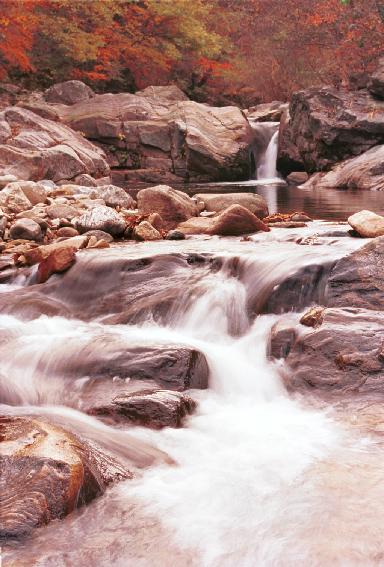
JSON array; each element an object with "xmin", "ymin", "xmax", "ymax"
[
  {"xmin": 269, "ymin": 307, "xmax": 384, "ymax": 395},
  {"xmin": 301, "ymin": 145, "xmax": 384, "ymax": 191},
  {"xmin": 277, "ymin": 87, "xmax": 384, "ymax": 174},
  {"xmin": 368, "ymin": 57, "xmax": 384, "ymax": 100},
  {"xmin": 55, "ymin": 91, "xmax": 254, "ymax": 182},
  {"xmin": 326, "ymin": 236, "xmax": 384, "ymax": 310},
  {"xmin": 177, "ymin": 204, "xmax": 270, "ymax": 236},
  {"xmin": 44, "ymin": 80, "xmax": 95, "ymax": 105},
  {"xmin": 193, "ymin": 192, "xmax": 268, "ymax": 218},
  {"xmin": 137, "ymin": 185, "xmax": 199, "ymax": 229},
  {"xmin": 75, "ymin": 205, "xmax": 126, "ymax": 236},
  {"xmin": 0, "ymin": 415, "xmax": 128, "ymax": 541},
  {"xmin": 0, "ymin": 107, "xmax": 109, "ymax": 182}
]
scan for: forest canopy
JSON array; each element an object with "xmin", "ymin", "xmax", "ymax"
[{"xmin": 0, "ymin": 0, "xmax": 383, "ymax": 105}]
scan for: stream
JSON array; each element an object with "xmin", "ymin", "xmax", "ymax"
[{"xmin": 3, "ymin": 218, "xmax": 384, "ymax": 566}]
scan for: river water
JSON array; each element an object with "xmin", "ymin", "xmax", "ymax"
[{"xmin": 4, "ymin": 220, "xmax": 384, "ymax": 566}]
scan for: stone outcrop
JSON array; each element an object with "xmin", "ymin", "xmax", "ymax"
[
  {"xmin": 326, "ymin": 236, "xmax": 384, "ymax": 310},
  {"xmin": 0, "ymin": 415, "xmax": 129, "ymax": 541},
  {"xmin": 368, "ymin": 57, "xmax": 384, "ymax": 100},
  {"xmin": 302, "ymin": 145, "xmax": 384, "ymax": 191},
  {"xmin": 269, "ymin": 307, "xmax": 384, "ymax": 395},
  {"xmin": 55, "ymin": 90, "xmax": 254, "ymax": 182},
  {"xmin": 192, "ymin": 192, "xmax": 268, "ymax": 218},
  {"xmin": 277, "ymin": 86, "xmax": 384, "ymax": 174},
  {"xmin": 0, "ymin": 106, "xmax": 109, "ymax": 182},
  {"xmin": 245, "ymin": 101, "xmax": 288, "ymax": 123}
]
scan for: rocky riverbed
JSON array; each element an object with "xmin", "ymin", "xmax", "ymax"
[{"xmin": 1, "ymin": 58, "xmax": 384, "ymax": 566}]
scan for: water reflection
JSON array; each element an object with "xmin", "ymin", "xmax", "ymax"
[{"xmin": 128, "ymin": 180, "xmax": 384, "ymax": 222}]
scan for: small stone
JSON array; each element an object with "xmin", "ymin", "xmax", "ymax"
[
  {"xmin": 46, "ymin": 204, "xmax": 79, "ymax": 220},
  {"xmin": 166, "ymin": 230, "xmax": 186, "ymax": 240},
  {"xmin": 83, "ymin": 229, "xmax": 113, "ymax": 243},
  {"xmin": 300, "ymin": 306, "xmax": 324, "ymax": 328},
  {"xmin": 133, "ymin": 221, "xmax": 162, "ymax": 241},
  {"xmin": 56, "ymin": 227, "xmax": 79, "ymax": 238},
  {"xmin": 290, "ymin": 213, "xmax": 312, "ymax": 222}
]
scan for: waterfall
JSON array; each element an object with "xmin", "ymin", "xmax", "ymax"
[{"xmin": 250, "ymin": 121, "xmax": 281, "ymax": 182}]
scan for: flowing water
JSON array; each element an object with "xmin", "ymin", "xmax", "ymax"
[{"xmin": 4, "ymin": 223, "xmax": 384, "ymax": 566}]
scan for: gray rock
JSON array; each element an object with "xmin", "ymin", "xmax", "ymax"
[
  {"xmin": 166, "ymin": 230, "xmax": 185, "ymax": 240},
  {"xmin": 9, "ymin": 218, "xmax": 42, "ymax": 241},
  {"xmin": 75, "ymin": 205, "xmax": 126, "ymax": 236},
  {"xmin": 44, "ymin": 80, "xmax": 94, "ymax": 105},
  {"xmin": 96, "ymin": 184, "xmax": 136, "ymax": 209}
]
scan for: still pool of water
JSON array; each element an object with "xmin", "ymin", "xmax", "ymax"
[{"xmin": 129, "ymin": 180, "xmax": 384, "ymax": 222}]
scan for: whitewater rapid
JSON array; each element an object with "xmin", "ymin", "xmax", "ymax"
[{"xmin": 3, "ymin": 223, "xmax": 383, "ymax": 567}]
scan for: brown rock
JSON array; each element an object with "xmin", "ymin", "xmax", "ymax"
[
  {"xmin": 44, "ymin": 80, "xmax": 94, "ymax": 105},
  {"xmin": 56, "ymin": 226, "xmax": 79, "ymax": 238},
  {"xmin": 36, "ymin": 246, "xmax": 76, "ymax": 283},
  {"xmin": 300, "ymin": 306, "xmax": 324, "ymax": 327},
  {"xmin": 9, "ymin": 218, "xmax": 42, "ymax": 241},
  {"xmin": 137, "ymin": 185, "xmax": 199, "ymax": 229},
  {"xmin": 133, "ymin": 221, "xmax": 162, "ymax": 241},
  {"xmin": 0, "ymin": 415, "xmax": 129, "ymax": 541},
  {"xmin": 46, "ymin": 203, "xmax": 79, "ymax": 220},
  {"xmin": 0, "ymin": 183, "xmax": 32, "ymax": 214},
  {"xmin": 193, "ymin": 192, "xmax": 268, "ymax": 218},
  {"xmin": 23, "ymin": 235, "xmax": 88, "ymax": 265},
  {"xmin": 209, "ymin": 204, "xmax": 270, "ymax": 236}
]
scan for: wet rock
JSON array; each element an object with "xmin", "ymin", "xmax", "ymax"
[
  {"xmin": 46, "ymin": 203, "xmax": 79, "ymax": 220},
  {"xmin": 277, "ymin": 86, "xmax": 384, "ymax": 173},
  {"xmin": 268, "ymin": 320, "xmax": 298, "ymax": 359},
  {"xmin": 36, "ymin": 246, "xmax": 77, "ymax": 283},
  {"xmin": 347, "ymin": 210, "xmax": 384, "ymax": 238},
  {"xmin": 177, "ymin": 205, "xmax": 269, "ymax": 236},
  {"xmin": 22, "ymin": 235, "xmax": 88, "ymax": 265},
  {"xmin": 96, "ymin": 184, "xmax": 136, "ymax": 209},
  {"xmin": 270, "ymin": 308, "xmax": 384, "ymax": 395},
  {"xmin": 0, "ymin": 183, "xmax": 32, "ymax": 214},
  {"xmin": 368, "ymin": 57, "xmax": 384, "ymax": 99},
  {"xmin": 88, "ymin": 389, "xmax": 196, "ymax": 429},
  {"xmin": 147, "ymin": 212, "xmax": 163, "ymax": 231},
  {"xmin": 56, "ymin": 226, "xmax": 79, "ymax": 238},
  {"xmin": 133, "ymin": 221, "xmax": 162, "ymax": 241},
  {"xmin": 0, "ymin": 106, "xmax": 109, "ymax": 182},
  {"xmin": 245, "ymin": 101, "xmax": 288, "ymax": 122},
  {"xmin": 326, "ymin": 236, "xmax": 384, "ymax": 310},
  {"xmin": 9, "ymin": 218, "xmax": 42, "ymax": 241},
  {"xmin": 301, "ymin": 145, "xmax": 384, "ymax": 192},
  {"xmin": 268, "ymin": 221, "xmax": 307, "ymax": 229},
  {"xmin": 0, "ymin": 415, "xmax": 128, "ymax": 542},
  {"xmin": 290, "ymin": 213, "xmax": 312, "ymax": 222},
  {"xmin": 193, "ymin": 192, "xmax": 268, "ymax": 218},
  {"xmin": 44, "ymin": 80, "xmax": 95, "ymax": 105},
  {"xmin": 137, "ymin": 185, "xmax": 198, "ymax": 229},
  {"xmin": 83, "ymin": 229, "xmax": 113, "ymax": 243},
  {"xmin": 300, "ymin": 306, "xmax": 324, "ymax": 327},
  {"xmin": 286, "ymin": 171, "xmax": 309, "ymax": 185},
  {"xmin": 166, "ymin": 229, "xmax": 185, "ymax": 240},
  {"xmin": 75, "ymin": 206, "xmax": 126, "ymax": 237}
]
